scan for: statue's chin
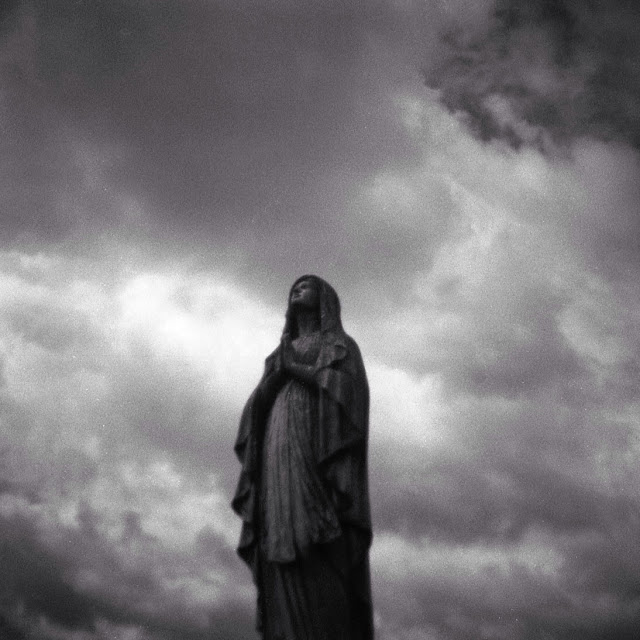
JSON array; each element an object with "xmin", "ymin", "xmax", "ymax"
[{"xmin": 290, "ymin": 301, "xmax": 317, "ymax": 311}]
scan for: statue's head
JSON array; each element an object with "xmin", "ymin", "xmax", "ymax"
[
  {"xmin": 289, "ymin": 276, "xmax": 320, "ymax": 311},
  {"xmin": 284, "ymin": 275, "xmax": 343, "ymax": 336}
]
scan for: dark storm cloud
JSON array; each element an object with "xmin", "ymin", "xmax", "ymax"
[
  {"xmin": 0, "ymin": 504, "xmax": 111, "ymax": 635},
  {"xmin": 0, "ymin": 498, "xmax": 254, "ymax": 640},
  {"xmin": 373, "ymin": 470, "xmax": 640, "ymax": 639},
  {"xmin": 0, "ymin": 0, "xmax": 132, "ymax": 243},
  {"xmin": 0, "ymin": 0, "xmax": 423, "ymax": 275},
  {"xmin": 425, "ymin": 0, "xmax": 640, "ymax": 150},
  {"xmin": 383, "ymin": 558, "xmax": 640, "ymax": 640},
  {"xmin": 371, "ymin": 436, "xmax": 640, "ymax": 544}
]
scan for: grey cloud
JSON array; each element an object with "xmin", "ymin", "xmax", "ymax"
[
  {"xmin": 0, "ymin": 0, "xmax": 423, "ymax": 267},
  {"xmin": 425, "ymin": 0, "xmax": 640, "ymax": 151},
  {"xmin": 397, "ymin": 571, "xmax": 640, "ymax": 640},
  {"xmin": 0, "ymin": 615, "xmax": 26, "ymax": 640},
  {"xmin": 195, "ymin": 525, "xmax": 240, "ymax": 576},
  {"xmin": 423, "ymin": 235, "xmax": 582, "ymax": 397},
  {"xmin": 561, "ymin": 530, "xmax": 640, "ymax": 610},
  {"xmin": 370, "ymin": 449, "xmax": 517, "ymax": 543},
  {"xmin": 371, "ymin": 438, "xmax": 640, "ymax": 545},
  {"xmin": 374, "ymin": 526, "xmax": 640, "ymax": 639},
  {"xmin": 0, "ymin": 509, "xmax": 99, "ymax": 633},
  {"xmin": 443, "ymin": 290, "xmax": 580, "ymax": 399},
  {"xmin": 2, "ymin": 4, "xmax": 640, "ymax": 640},
  {"xmin": 0, "ymin": 497, "xmax": 250, "ymax": 640},
  {"xmin": 0, "ymin": 0, "xmax": 451, "ymax": 313},
  {"xmin": 3, "ymin": 300, "xmax": 100, "ymax": 353},
  {"xmin": 0, "ymin": 260, "xmax": 249, "ymax": 637},
  {"xmin": 0, "ymin": 255, "xmax": 233, "ymax": 489},
  {"xmin": 110, "ymin": 350, "xmax": 240, "ymax": 494}
]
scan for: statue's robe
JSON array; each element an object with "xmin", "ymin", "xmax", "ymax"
[{"xmin": 232, "ymin": 330, "xmax": 373, "ymax": 640}]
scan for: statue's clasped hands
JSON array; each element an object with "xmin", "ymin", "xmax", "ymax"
[{"xmin": 279, "ymin": 333, "xmax": 314, "ymax": 385}]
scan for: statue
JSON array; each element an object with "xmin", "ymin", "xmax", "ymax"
[{"xmin": 232, "ymin": 275, "xmax": 373, "ymax": 639}]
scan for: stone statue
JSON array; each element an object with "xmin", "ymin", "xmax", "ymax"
[{"xmin": 232, "ymin": 275, "xmax": 373, "ymax": 640}]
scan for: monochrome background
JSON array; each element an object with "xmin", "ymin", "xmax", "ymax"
[{"xmin": 1, "ymin": 1, "xmax": 639, "ymax": 638}]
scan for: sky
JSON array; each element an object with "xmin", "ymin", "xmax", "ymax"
[{"xmin": 1, "ymin": 1, "xmax": 640, "ymax": 639}]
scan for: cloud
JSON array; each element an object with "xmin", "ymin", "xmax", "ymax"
[
  {"xmin": 0, "ymin": 0, "xmax": 465, "ymax": 317},
  {"xmin": 373, "ymin": 520, "xmax": 640, "ymax": 640},
  {"xmin": 0, "ymin": 0, "xmax": 443, "ymax": 305},
  {"xmin": 0, "ymin": 252, "xmax": 282, "ymax": 638},
  {"xmin": 0, "ymin": 0, "xmax": 424, "ymax": 266},
  {"xmin": 425, "ymin": 0, "xmax": 640, "ymax": 150},
  {"xmin": 1, "ymin": 2, "xmax": 639, "ymax": 638},
  {"xmin": 0, "ymin": 487, "xmax": 256, "ymax": 639},
  {"xmin": 343, "ymin": 92, "xmax": 640, "ymax": 638}
]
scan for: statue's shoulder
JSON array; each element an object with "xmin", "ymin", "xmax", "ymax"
[
  {"xmin": 264, "ymin": 343, "xmax": 280, "ymax": 363},
  {"xmin": 339, "ymin": 333, "xmax": 367, "ymax": 374},
  {"xmin": 342, "ymin": 332, "xmax": 362, "ymax": 354}
]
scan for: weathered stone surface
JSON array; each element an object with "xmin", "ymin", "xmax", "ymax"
[{"xmin": 232, "ymin": 275, "xmax": 373, "ymax": 639}]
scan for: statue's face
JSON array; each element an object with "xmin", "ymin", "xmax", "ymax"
[{"xmin": 290, "ymin": 278, "xmax": 319, "ymax": 310}]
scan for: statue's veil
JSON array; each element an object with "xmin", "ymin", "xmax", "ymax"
[{"xmin": 283, "ymin": 275, "xmax": 343, "ymax": 338}]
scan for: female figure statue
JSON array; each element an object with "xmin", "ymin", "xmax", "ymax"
[{"xmin": 232, "ymin": 275, "xmax": 373, "ymax": 640}]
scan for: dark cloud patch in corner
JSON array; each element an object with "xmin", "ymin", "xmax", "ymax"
[
  {"xmin": 0, "ymin": 510, "xmax": 97, "ymax": 634},
  {"xmin": 37, "ymin": 0, "xmax": 147, "ymax": 87},
  {"xmin": 425, "ymin": 0, "xmax": 640, "ymax": 151},
  {"xmin": 0, "ymin": 0, "xmax": 22, "ymax": 34},
  {"xmin": 0, "ymin": 500, "xmax": 249, "ymax": 640}
]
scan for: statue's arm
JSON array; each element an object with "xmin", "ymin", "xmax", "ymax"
[
  {"xmin": 258, "ymin": 372, "xmax": 284, "ymax": 404},
  {"xmin": 284, "ymin": 360, "xmax": 315, "ymax": 385},
  {"xmin": 257, "ymin": 348, "xmax": 286, "ymax": 405}
]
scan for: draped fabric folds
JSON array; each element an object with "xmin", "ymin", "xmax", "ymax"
[{"xmin": 231, "ymin": 277, "xmax": 373, "ymax": 640}]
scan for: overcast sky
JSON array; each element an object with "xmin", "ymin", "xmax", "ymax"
[{"xmin": 1, "ymin": 1, "xmax": 640, "ymax": 639}]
